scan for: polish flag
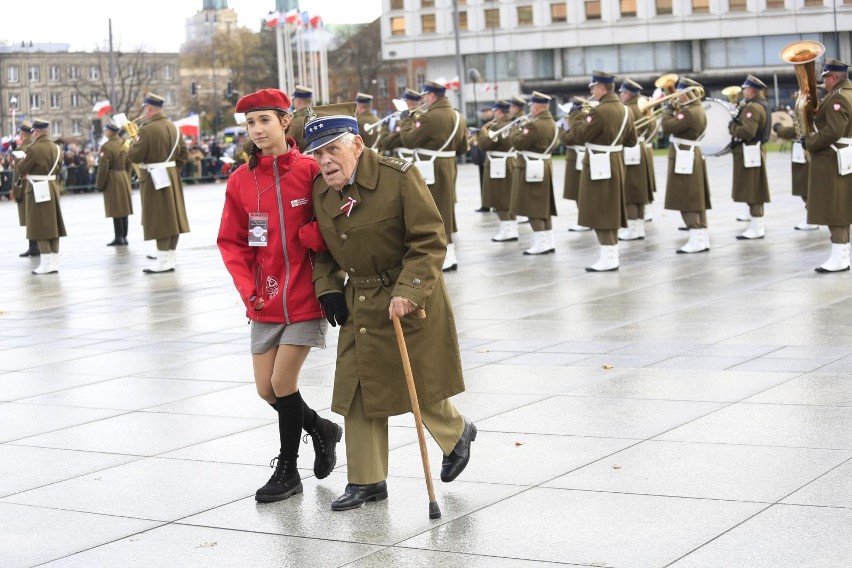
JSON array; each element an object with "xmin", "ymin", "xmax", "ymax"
[
  {"xmin": 310, "ymin": 15, "xmax": 322, "ymax": 28},
  {"xmin": 284, "ymin": 9, "xmax": 299, "ymax": 24},
  {"xmin": 92, "ymin": 100, "xmax": 112, "ymax": 117},
  {"xmin": 174, "ymin": 115, "xmax": 200, "ymax": 138},
  {"xmin": 445, "ymin": 76, "xmax": 461, "ymax": 90},
  {"xmin": 264, "ymin": 11, "xmax": 280, "ymax": 28}
]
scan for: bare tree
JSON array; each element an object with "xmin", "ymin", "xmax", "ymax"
[{"xmin": 329, "ymin": 20, "xmax": 385, "ymax": 97}]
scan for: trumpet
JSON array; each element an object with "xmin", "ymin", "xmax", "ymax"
[
  {"xmin": 487, "ymin": 113, "xmax": 532, "ymax": 140},
  {"xmin": 364, "ymin": 103, "xmax": 428, "ymax": 133},
  {"xmin": 123, "ymin": 116, "xmax": 144, "ymax": 138}
]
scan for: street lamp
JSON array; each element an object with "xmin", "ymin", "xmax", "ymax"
[{"xmin": 9, "ymin": 96, "xmax": 18, "ymax": 138}]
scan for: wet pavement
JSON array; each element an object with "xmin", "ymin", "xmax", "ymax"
[{"xmin": 1, "ymin": 151, "xmax": 850, "ymax": 567}]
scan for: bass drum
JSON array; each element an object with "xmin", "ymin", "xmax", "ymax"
[{"xmin": 700, "ymin": 99, "xmax": 738, "ymax": 157}]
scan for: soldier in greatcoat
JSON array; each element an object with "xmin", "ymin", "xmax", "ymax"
[
  {"xmin": 96, "ymin": 121, "xmax": 133, "ymax": 246},
  {"xmin": 730, "ymin": 74, "xmax": 771, "ymax": 240},
  {"xmin": 661, "ymin": 77, "xmax": 712, "ymax": 254},
  {"xmin": 560, "ymin": 98, "xmax": 592, "ymax": 233},
  {"xmin": 508, "ymin": 91, "xmax": 559, "ymax": 255},
  {"xmin": 378, "ymin": 88, "xmax": 421, "ymax": 159},
  {"xmin": 305, "ymin": 115, "xmax": 476, "ymax": 511},
  {"xmin": 11, "ymin": 121, "xmax": 39, "ymax": 257},
  {"xmin": 127, "ymin": 93, "xmax": 190, "ymax": 274},
  {"xmin": 400, "ymin": 80, "xmax": 469, "ymax": 271},
  {"xmin": 288, "ymin": 85, "xmax": 313, "ymax": 153},
  {"xmin": 356, "ymin": 93, "xmax": 381, "ymax": 151},
  {"xmin": 569, "ymin": 71, "xmax": 637, "ymax": 272},
  {"xmin": 14, "ymin": 118, "xmax": 66, "ymax": 274},
  {"xmin": 805, "ymin": 59, "xmax": 852, "ymax": 272},
  {"xmin": 618, "ymin": 79, "xmax": 655, "ymax": 241},
  {"xmin": 477, "ymin": 99, "xmax": 518, "ymax": 242},
  {"xmin": 775, "ymin": 119, "xmax": 816, "ymax": 230}
]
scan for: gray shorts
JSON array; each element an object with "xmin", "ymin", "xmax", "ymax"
[{"xmin": 250, "ymin": 318, "xmax": 328, "ymax": 354}]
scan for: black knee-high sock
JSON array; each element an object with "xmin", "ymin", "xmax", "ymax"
[
  {"xmin": 302, "ymin": 398, "xmax": 318, "ymax": 430},
  {"xmin": 276, "ymin": 392, "xmax": 304, "ymax": 461}
]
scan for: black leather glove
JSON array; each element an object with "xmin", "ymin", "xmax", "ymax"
[
  {"xmin": 773, "ymin": 123, "xmax": 781, "ymax": 133},
  {"xmin": 400, "ymin": 110, "xmax": 410, "ymax": 119},
  {"xmin": 319, "ymin": 293, "xmax": 348, "ymax": 327}
]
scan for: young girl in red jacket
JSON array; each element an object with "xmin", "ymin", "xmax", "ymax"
[{"xmin": 217, "ymin": 88, "xmax": 341, "ymax": 502}]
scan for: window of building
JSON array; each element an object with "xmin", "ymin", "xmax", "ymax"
[
  {"xmin": 146, "ymin": 65, "xmax": 154, "ymax": 80},
  {"xmin": 396, "ymin": 75, "xmax": 407, "ymax": 96},
  {"xmin": 416, "ymin": 73, "xmax": 426, "ymax": 90},
  {"xmin": 391, "ymin": 16, "xmax": 406, "ymax": 36},
  {"xmin": 7, "ymin": 65, "xmax": 19, "ymax": 83},
  {"xmin": 89, "ymin": 65, "xmax": 100, "ymax": 81},
  {"xmin": 692, "ymin": 0, "xmax": 710, "ymax": 13},
  {"xmin": 70, "ymin": 92, "xmax": 80, "ymax": 107},
  {"xmin": 166, "ymin": 90, "xmax": 176, "ymax": 105},
  {"xmin": 390, "ymin": 0, "xmax": 403, "ymax": 8},
  {"xmin": 72, "ymin": 119, "xmax": 83, "ymax": 136},
  {"xmin": 729, "ymin": 0, "xmax": 747, "ymax": 11},
  {"xmin": 458, "ymin": 11, "xmax": 468, "ymax": 30},
  {"xmin": 127, "ymin": 65, "xmax": 136, "ymax": 78},
  {"xmin": 656, "ymin": 0, "xmax": 673, "ymax": 14},
  {"xmin": 422, "ymin": 0, "xmax": 434, "ymax": 6},
  {"xmin": 484, "ymin": 8, "xmax": 500, "ymax": 28},
  {"xmin": 621, "ymin": 0, "xmax": 637, "ymax": 16},
  {"xmin": 28, "ymin": 65, "xmax": 40, "ymax": 82},
  {"xmin": 585, "ymin": 0, "xmax": 602, "ymax": 20},
  {"xmin": 50, "ymin": 92, "xmax": 61, "ymax": 109},
  {"xmin": 551, "ymin": 3, "xmax": 568, "ymax": 22},
  {"xmin": 69, "ymin": 65, "xmax": 79, "ymax": 80},
  {"xmin": 517, "ymin": 5, "xmax": 534, "ymax": 25},
  {"xmin": 164, "ymin": 65, "xmax": 174, "ymax": 81},
  {"xmin": 766, "ymin": 0, "xmax": 785, "ymax": 7},
  {"xmin": 803, "ymin": 0, "xmax": 822, "ymax": 5},
  {"xmin": 560, "ymin": 41, "xmax": 692, "ymax": 76},
  {"xmin": 422, "ymin": 13, "xmax": 436, "ymax": 33},
  {"xmin": 378, "ymin": 77, "xmax": 389, "ymax": 98},
  {"xmin": 49, "ymin": 65, "xmax": 60, "ymax": 81},
  {"xmin": 30, "ymin": 93, "xmax": 41, "ymax": 110},
  {"xmin": 51, "ymin": 120, "xmax": 62, "ymax": 137}
]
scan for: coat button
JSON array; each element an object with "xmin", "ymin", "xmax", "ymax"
[
  {"xmin": 359, "ymin": 327, "xmax": 367, "ymax": 334},
  {"xmin": 359, "ymin": 295, "xmax": 366, "ymax": 302},
  {"xmin": 412, "ymin": 278, "xmax": 421, "ymax": 285},
  {"xmin": 349, "ymin": 268, "xmax": 357, "ymax": 274},
  {"xmin": 341, "ymin": 234, "xmax": 348, "ymax": 240}
]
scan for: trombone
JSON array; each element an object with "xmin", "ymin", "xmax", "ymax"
[
  {"xmin": 487, "ymin": 113, "xmax": 532, "ymax": 140},
  {"xmin": 635, "ymin": 85, "xmax": 705, "ymax": 129},
  {"xmin": 363, "ymin": 103, "xmax": 428, "ymax": 133}
]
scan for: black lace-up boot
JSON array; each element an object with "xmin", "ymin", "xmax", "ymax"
[
  {"xmin": 304, "ymin": 416, "xmax": 343, "ymax": 479},
  {"xmin": 255, "ymin": 455, "xmax": 302, "ymax": 502}
]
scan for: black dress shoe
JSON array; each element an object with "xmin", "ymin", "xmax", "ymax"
[
  {"xmin": 107, "ymin": 238, "xmax": 121, "ymax": 246},
  {"xmin": 441, "ymin": 418, "xmax": 476, "ymax": 482},
  {"xmin": 474, "ymin": 206, "xmax": 490, "ymax": 212},
  {"xmin": 442, "ymin": 264, "xmax": 458, "ymax": 272},
  {"xmin": 331, "ymin": 481, "xmax": 388, "ymax": 511},
  {"xmin": 19, "ymin": 249, "xmax": 40, "ymax": 257}
]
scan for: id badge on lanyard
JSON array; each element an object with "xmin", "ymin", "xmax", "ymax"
[{"xmin": 248, "ymin": 212, "xmax": 269, "ymax": 246}]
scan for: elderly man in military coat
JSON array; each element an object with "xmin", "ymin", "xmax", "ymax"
[
  {"xmin": 12, "ymin": 121, "xmax": 39, "ymax": 257},
  {"xmin": 477, "ymin": 99, "xmax": 518, "ymax": 242},
  {"xmin": 127, "ymin": 93, "xmax": 190, "ymax": 274},
  {"xmin": 618, "ymin": 79, "xmax": 655, "ymax": 241},
  {"xmin": 569, "ymin": 71, "xmax": 637, "ymax": 272},
  {"xmin": 508, "ymin": 92, "xmax": 559, "ymax": 255},
  {"xmin": 96, "ymin": 121, "xmax": 134, "ymax": 247},
  {"xmin": 14, "ymin": 118, "xmax": 66, "ymax": 275},
  {"xmin": 305, "ymin": 114, "xmax": 476, "ymax": 512},
  {"xmin": 805, "ymin": 59, "xmax": 852, "ymax": 272},
  {"xmin": 662, "ymin": 77, "xmax": 712, "ymax": 254},
  {"xmin": 288, "ymin": 85, "xmax": 313, "ymax": 153},
  {"xmin": 400, "ymin": 80, "xmax": 469, "ymax": 272},
  {"xmin": 730, "ymin": 74, "xmax": 771, "ymax": 240}
]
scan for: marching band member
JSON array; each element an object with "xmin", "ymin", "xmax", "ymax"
[
  {"xmin": 96, "ymin": 121, "xmax": 133, "ymax": 247},
  {"xmin": 662, "ymin": 77, "xmax": 711, "ymax": 254},
  {"xmin": 400, "ymin": 80, "xmax": 469, "ymax": 271},
  {"xmin": 508, "ymin": 92, "xmax": 559, "ymax": 255},
  {"xmin": 730, "ymin": 74, "xmax": 771, "ymax": 240},
  {"xmin": 11, "ymin": 121, "xmax": 39, "ymax": 258},
  {"xmin": 379, "ymin": 88, "xmax": 421, "ymax": 157},
  {"xmin": 560, "ymin": 97, "xmax": 592, "ymax": 232},
  {"xmin": 618, "ymin": 79, "xmax": 655, "ymax": 241},
  {"xmin": 356, "ymin": 93, "xmax": 381, "ymax": 151},
  {"xmin": 289, "ymin": 85, "xmax": 314, "ymax": 153},
  {"xmin": 478, "ymin": 99, "xmax": 518, "ymax": 242},
  {"xmin": 774, "ymin": 108, "xmax": 816, "ymax": 231},
  {"xmin": 570, "ymin": 70, "xmax": 636, "ymax": 271},
  {"xmin": 805, "ymin": 59, "xmax": 852, "ymax": 272}
]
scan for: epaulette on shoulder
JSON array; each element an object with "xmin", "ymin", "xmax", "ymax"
[{"xmin": 378, "ymin": 155, "xmax": 413, "ymax": 172}]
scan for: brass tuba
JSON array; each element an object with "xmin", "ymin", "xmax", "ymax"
[
  {"xmin": 780, "ymin": 40, "xmax": 825, "ymax": 137},
  {"xmin": 721, "ymin": 86, "xmax": 742, "ymax": 105}
]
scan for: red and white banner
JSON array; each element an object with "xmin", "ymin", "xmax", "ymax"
[
  {"xmin": 264, "ymin": 11, "xmax": 280, "ymax": 28},
  {"xmin": 174, "ymin": 115, "xmax": 200, "ymax": 137},
  {"xmin": 92, "ymin": 100, "xmax": 112, "ymax": 117},
  {"xmin": 284, "ymin": 9, "xmax": 299, "ymax": 24}
]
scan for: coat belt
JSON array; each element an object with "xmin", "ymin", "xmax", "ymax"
[
  {"xmin": 348, "ymin": 266, "xmax": 402, "ymax": 288},
  {"xmin": 28, "ymin": 175, "xmax": 56, "ymax": 182},
  {"xmin": 140, "ymin": 161, "xmax": 176, "ymax": 170},
  {"xmin": 669, "ymin": 136, "xmax": 701, "ymax": 147}
]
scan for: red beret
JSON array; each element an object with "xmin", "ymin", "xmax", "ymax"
[{"xmin": 236, "ymin": 89, "xmax": 291, "ymax": 114}]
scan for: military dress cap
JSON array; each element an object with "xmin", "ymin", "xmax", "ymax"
[
  {"xmin": 355, "ymin": 92, "xmax": 373, "ymax": 104},
  {"xmin": 741, "ymin": 74, "xmax": 767, "ymax": 90},
  {"xmin": 822, "ymin": 59, "xmax": 849, "ymax": 76},
  {"xmin": 493, "ymin": 99, "xmax": 511, "ymax": 111},
  {"xmin": 403, "ymin": 88, "xmax": 422, "ymax": 101},
  {"xmin": 589, "ymin": 70, "xmax": 615, "ymax": 86},
  {"xmin": 236, "ymin": 88, "xmax": 291, "ymax": 114},
  {"xmin": 304, "ymin": 114, "xmax": 359, "ymax": 153},
  {"xmin": 292, "ymin": 85, "xmax": 314, "ymax": 99},
  {"xmin": 142, "ymin": 92, "xmax": 165, "ymax": 107},
  {"xmin": 18, "ymin": 120, "xmax": 33, "ymax": 133},
  {"xmin": 421, "ymin": 80, "xmax": 447, "ymax": 95},
  {"xmin": 619, "ymin": 78, "xmax": 642, "ymax": 93},
  {"xmin": 32, "ymin": 118, "xmax": 50, "ymax": 129},
  {"xmin": 104, "ymin": 121, "xmax": 121, "ymax": 132},
  {"xmin": 528, "ymin": 91, "xmax": 552, "ymax": 104},
  {"xmin": 510, "ymin": 95, "xmax": 528, "ymax": 107},
  {"xmin": 676, "ymin": 77, "xmax": 702, "ymax": 90}
]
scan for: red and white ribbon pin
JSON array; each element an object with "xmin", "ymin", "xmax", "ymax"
[{"xmin": 339, "ymin": 196, "xmax": 357, "ymax": 217}]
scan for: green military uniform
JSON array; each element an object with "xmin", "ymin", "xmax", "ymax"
[
  {"xmin": 569, "ymin": 92, "xmax": 636, "ymax": 231},
  {"xmin": 560, "ymin": 123, "xmax": 582, "ymax": 202},
  {"xmin": 776, "ymin": 124, "xmax": 809, "ymax": 199},
  {"xmin": 127, "ymin": 113, "xmax": 190, "ymax": 241},
  {"xmin": 730, "ymin": 98, "xmax": 770, "ymax": 207},
  {"xmin": 508, "ymin": 110, "xmax": 558, "ymax": 220},
  {"xmin": 12, "ymin": 131, "xmax": 33, "ymax": 227},
  {"xmin": 289, "ymin": 108, "xmax": 310, "ymax": 153},
  {"xmin": 358, "ymin": 112, "xmax": 381, "ymax": 150},
  {"xmin": 399, "ymin": 96, "xmax": 468, "ymax": 243},
  {"xmin": 477, "ymin": 113, "xmax": 515, "ymax": 212},
  {"xmin": 312, "ymin": 149, "xmax": 466, "ymax": 483},
  {"xmin": 661, "ymin": 99, "xmax": 711, "ymax": 214},
  {"xmin": 96, "ymin": 136, "xmax": 134, "ymax": 218},
  {"xmin": 623, "ymin": 96, "xmax": 655, "ymax": 208},
  {"xmin": 15, "ymin": 134, "xmax": 67, "ymax": 241}
]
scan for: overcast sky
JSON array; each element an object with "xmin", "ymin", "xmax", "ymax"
[{"xmin": 0, "ymin": 0, "xmax": 382, "ymax": 52}]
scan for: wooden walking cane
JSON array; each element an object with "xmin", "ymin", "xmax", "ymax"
[{"xmin": 391, "ymin": 308, "xmax": 442, "ymax": 520}]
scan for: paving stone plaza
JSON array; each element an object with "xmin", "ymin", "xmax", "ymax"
[{"xmin": 1, "ymin": 151, "xmax": 850, "ymax": 567}]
